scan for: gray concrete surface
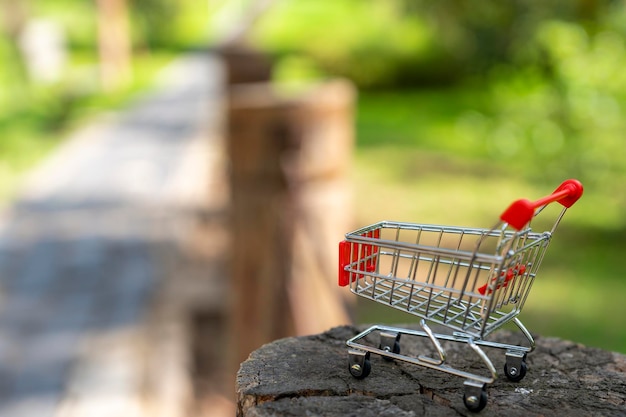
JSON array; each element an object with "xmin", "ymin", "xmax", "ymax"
[{"xmin": 0, "ymin": 52, "xmax": 225, "ymax": 417}]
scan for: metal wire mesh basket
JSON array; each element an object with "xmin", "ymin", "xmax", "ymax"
[{"xmin": 338, "ymin": 179, "xmax": 583, "ymax": 412}]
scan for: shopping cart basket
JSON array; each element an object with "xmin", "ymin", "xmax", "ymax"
[{"xmin": 338, "ymin": 179, "xmax": 583, "ymax": 412}]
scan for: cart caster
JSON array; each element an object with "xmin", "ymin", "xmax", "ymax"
[
  {"xmin": 348, "ymin": 349, "xmax": 371, "ymax": 379},
  {"xmin": 463, "ymin": 380, "xmax": 488, "ymax": 412},
  {"xmin": 379, "ymin": 331, "xmax": 401, "ymax": 361},
  {"xmin": 504, "ymin": 351, "xmax": 528, "ymax": 382},
  {"xmin": 504, "ymin": 361, "xmax": 527, "ymax": 382}
]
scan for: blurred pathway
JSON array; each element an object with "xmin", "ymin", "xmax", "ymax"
[{"xmin": 0, "ymin": 52, "xmax": 226, "ymax": 417}]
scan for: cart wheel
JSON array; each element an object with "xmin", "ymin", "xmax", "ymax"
[
  {"xmin": 348, "ymin": 357, "xmax": 371, "ymax": 379},
  {"xmin": 348, "ymin": 350, "xmax": 371, "ymax": 379},
  {"xmin": 504, "ymin": 361, "xmax": 528, "ymax": 382},
  {"xmin": 379, "ymin": 340, "xmax": 401, "ymax": 361},
  {"xmin": 379, "ymin": 331, "xmax": 401, "ymax": 362},
  {"xmin": 463, "ymin": 387, "xmax": 488, "ymax": 412}
]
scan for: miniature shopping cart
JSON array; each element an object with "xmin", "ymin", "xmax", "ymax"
[{"xmin": 338, "ymin": 179, "xmax": 583, "ymax": 412}]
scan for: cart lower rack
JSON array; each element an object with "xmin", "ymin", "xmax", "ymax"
[{"xmin": 338, "ymin": 179, "xmax": 583, "ymax": 412}]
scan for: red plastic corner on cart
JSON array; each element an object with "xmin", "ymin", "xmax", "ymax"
[
  {"xmin": 338, "ymin": 240, "xmax": 351, "ymax": 286},
  {"xmin": 478, "ymin": 264, "xmax": 527, "ymax": 295},
  {"xmin": 339, "ymin": 230, "xmax": 381, "ymax": 286}
]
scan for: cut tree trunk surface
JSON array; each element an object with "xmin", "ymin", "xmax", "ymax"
[{"xmin": 236, "ymin": 325, "xmax": 626, "ymax": 416}]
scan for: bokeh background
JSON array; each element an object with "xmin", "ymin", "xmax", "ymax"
[{"xmin": 1, "ymin": 0, "xmax": 625, "ymax": 359}]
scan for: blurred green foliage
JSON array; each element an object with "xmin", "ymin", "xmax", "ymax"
[
  {"xmin": 252, "ymin": 0, "xmax": 619, "ymax": 87},
  {"xmin": 251, "ymin": 0, "xmax": 626, "ymax": 352},
  {"xmin": 0, "ymin": 0, "xmax": 208, "ymax": 202},
  {"xmin": 251, "ymin": 1, "xmax": 451, "ymax": 87},
  {"xmin": 131, "ymin": 0, "xmax": 210, "ymax": 50},
  {"xmin": 252, "ymin": 0, "xmax": 626, "ymax": 222}
]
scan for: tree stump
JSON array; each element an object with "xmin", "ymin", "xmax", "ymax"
[{"xmin": 236, "ymin": 325, "xmax": 626, "ymax": 416}]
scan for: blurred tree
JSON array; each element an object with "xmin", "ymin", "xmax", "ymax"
[
  {"xmin": 131, "ymin": 0, "xmax": 176, "ymax": 49},
  {"xmin": 0, "ymin": 0, "xmax": 30, "ymax": 84},
  {"xmin": 96, "ymin": 0, "xmax": 132, "ymax": 91}
]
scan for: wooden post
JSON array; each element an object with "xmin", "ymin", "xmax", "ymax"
[
  {"xmin": 217, "ymin": 44, "xmax": 273, "ymax": 86},
  {"xmin": 226, "ymin": 79, "xmax": 356, "ymax": 379}
]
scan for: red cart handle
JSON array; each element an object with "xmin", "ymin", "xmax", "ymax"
[{"xmin": 500, "ymin": 179, "xmax": 583, "ymax": 230}]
